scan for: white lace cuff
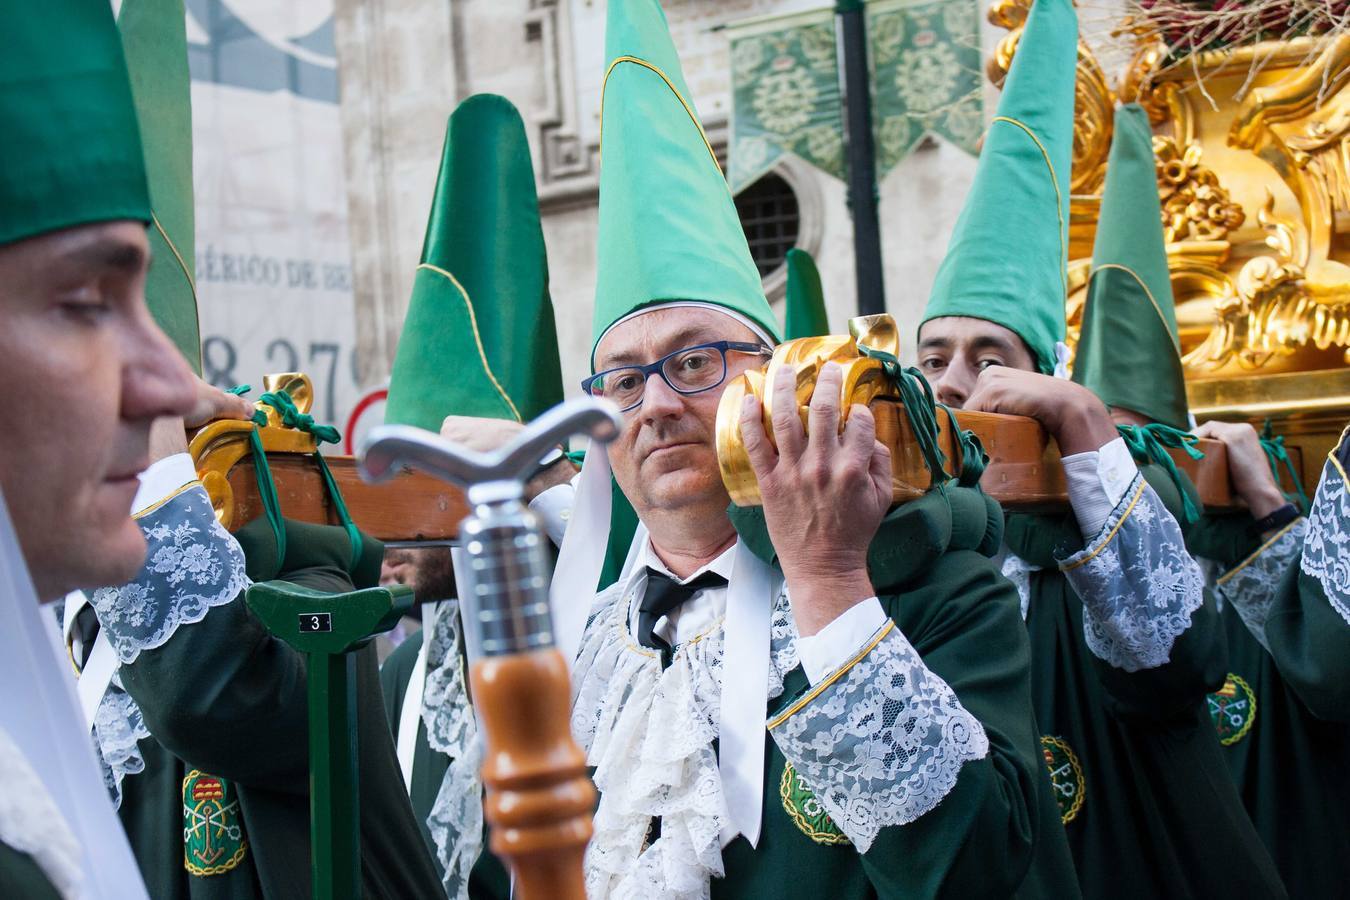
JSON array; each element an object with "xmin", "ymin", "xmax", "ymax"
[
  {"xmin": 1217, "ymin": 519, "xmax": 1307, "ymax": 651},
  {"xmin": 89, "ymin": 485, "xmax": 249, "ymax": 664},
  {"xmin": 768, "ymin": 622, "xmax": 989, "ymax": 852},
  {"xmin": 1000, "ymin": 553, "xmax": 1039, "ymax": 621},
  {"xmin": 1059, "ymin": 476, "xmax": 1205, "ymax": 672},
  {"xmin": 794, "ymin": 597, "xmax": 886, "ymax": 685},
  {"xmin": 1301, "ymin": 452, "xmax": 1350, "ymax": 627}
]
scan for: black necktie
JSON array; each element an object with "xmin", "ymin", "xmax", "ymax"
[
  {"xmin": 637, "ymin": 569, "xmax": 728, "ymax": 654},
  {"xmin": 71, "ymin": 603, "xmax": 101, "ymax": 671}
]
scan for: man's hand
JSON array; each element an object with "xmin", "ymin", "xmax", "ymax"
[
  {"xmin": 440, "ymin": 414, "xmax": 524, "ymax": 453},
  {"xmin": 965, "ymin": 367, "xmax": 1118, "ymax": 456},
  {"xmin": 740, "ymin": 363, "xmax": 891, "ymax": 636},
  {"xmin": 1192, "ymin": 420, "xmax": 1287, "ymax": 522},
  {"xmin": 441, "ymin": 414, "xmax": 576, "ymax": 500},
  {"xmin": 149, "ymin": 377, "xmax": 255, "ymax": 462}
]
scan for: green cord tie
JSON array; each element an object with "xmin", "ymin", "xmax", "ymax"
[
  {"xmin": 1259, "ymin": 419, "xmax": 1309, "ymax": 512},
  {"xmin": 1116, "ymin": 423, "xmax": 1205, "ymax": 524},
  {"xmin": 248, "ymin": 389, "xmax": 363, "ymax": 572},
  {"xmin": 854, "ymin": 346, "xmax": 951, "ymax": 486},
  {"xmin": 226, "ymin": 384, "xmax": 252, "ymax": 397},
  {"xmin": 939, "ymin": 404, "xmax": 989, "ymax": 487},
  {"xmin": 252, "ymin": 390, "xmax": 342, "ymax": 445}
]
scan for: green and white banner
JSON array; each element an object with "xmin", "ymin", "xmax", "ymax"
[
  {"xmin": 868, "ymin": 0, "xmax": 984, "ymax": 175},
  {"xmin": 727, "ymin": 9, "xmax": 844, "ymax": 194},
  {"xmin": 727, "ymin": 0, "xmax": 983, "ymax": 193}
]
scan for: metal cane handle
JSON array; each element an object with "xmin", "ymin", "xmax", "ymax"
[{"xmin": 357, "ymin": 397, "xmax": 620, "ymax": 502}]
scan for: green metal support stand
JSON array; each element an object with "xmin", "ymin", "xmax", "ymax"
[{"xmin": 246, "ymin": 580, "xmax": 413, "ymax": 900}]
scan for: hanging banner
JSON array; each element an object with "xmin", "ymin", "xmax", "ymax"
[
  {"xmin": 727, "ymin": 9, "xmax": 845, "ymax": 194},
  {"xmin": 869, "ymin": 0, "xmax": 985, "ymax": 175},
  {"xmin": 186, "ymin": 0, "xmax": 360, "ymax": 430}
]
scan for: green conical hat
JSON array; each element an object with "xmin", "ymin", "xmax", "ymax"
[
  {"xmin": 385, "ymin": 94, "xmax": 564, "ymax": 429},
  {"xmin": 921, "ymin": 0, "xmax": 1077, "ymax": 375},
  {"xmin": 1073, "ymin": 104, "xmax": 1188, "ymax": 429},
  {"xmin": 591, "ymin": 0, "xmax": 780, "ymax": 366},
  {"xmin": 784, "ymin": 248, "xmax": 830, "ymax": 340},
  {"xmin": 0, "ymin": 0, "xmax": 150, "ymax": 247},
  {"xmin": 119, "ymin": 0, "xmax": 201, "ymax": 374}
]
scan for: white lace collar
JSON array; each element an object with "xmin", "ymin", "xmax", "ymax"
[{"xmin": 570, "ymin": 584, "xmax": 797, "ymax": 899}]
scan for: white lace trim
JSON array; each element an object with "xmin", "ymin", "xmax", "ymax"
[
  {"xmin": 1060, "ymin": 477, "xmax": 1206, "ymax": 672},
  {"xmin": 420, "ymin": 601, "xmax": 482, "ymax": 900},
  {"xmin": 89, "ymin": 486, "xmax": 249, "ymax": 664},
  {"xmin": 1217, "ymin": 519, "xmax": 1307, "ymax": 651},
  {"xmin": 1302, "ymin": 456, "xmax": 1350, "ymax": 627},
  {"xmin": 769, "ymin": 624, "xmax": 989, "ymax": 852},
  {"xmin": 570, "ymin": 581, "xmax": 796, "ymax": 900},
  {"xmin": 0, "ymin": 728, "xmax": 83, "ymax": 900},
  {"xmin": 1001, "ymin": 553, "xmax": 1039, "ymax": 621},
  {"xmin": 92, "ymin": 671, "xmax": 150, "ymax": 809}
]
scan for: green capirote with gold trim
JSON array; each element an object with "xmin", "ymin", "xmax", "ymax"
[
  {"xmin": 1072, "ymin": 103, "xmax": 1187, "ymax": 431},
  {"xmin": 783, "ymin": 248, "xmax": 830, "ymax": 340},
  {"xmin": 0, "ymin": 0, "xmax": 150, "ymax": 248},
  {"xmin": 117, "ymin": 0, "xmax": 201, "ymax": 374},
  {"xmin": 920, "ymin": 0, "xmax": 1077, "ymax": 375},
  {"xmin": 591, "ymin": 0, "xmax": 780, "ymax": 360},
  {"xmin": 385, "ymin": 94, "xmax": 564, "ymax": 429}
]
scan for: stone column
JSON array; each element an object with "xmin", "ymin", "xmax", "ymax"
[{"xmin": 332, "ymin": 0, "xmax": 461, "ymax": 387}]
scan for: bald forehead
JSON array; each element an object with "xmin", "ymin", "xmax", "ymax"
[{"xmin": 595, "ymin": 306, "xmax": 761, "ymax": 370}]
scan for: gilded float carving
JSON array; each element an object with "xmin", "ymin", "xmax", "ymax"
[{"xmin": 989, "ymin": 3, "xmax": 1350, "ymax": 441}]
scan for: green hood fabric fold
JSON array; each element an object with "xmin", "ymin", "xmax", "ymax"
[
  {"xmin": 386, "ymin": 94, "xmax": 564, "ymax": 428},
  {"xmin": 920, "ymin": 0, "xmax": 1077, "ymax": 375},
  {"xmin": 591, "ymin": 0, "xmax": 780, "ymax": 364},
  {"xmin": 1072, "ymin": 103, "xmax": 1187, "ymax": 430},
  {"xmin": 118, "ymin": 0, "xmax": 201, "ymax": 373},
  {"xmin": 783, "ymin": 247, "xmax": 830, "ymax": 340},
  {"xmin": 0, "ymin": 0, "xmax": 150, "ymax": 247}
]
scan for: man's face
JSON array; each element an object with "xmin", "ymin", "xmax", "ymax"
[
  {"xmin": 594, "ymin": 307, "xmax": 765, "ymax": 519},
  {"xmin": 916, "ymin": 316, "xmax": 1038, "ymax": 408},
  {"xmin": 380, "ymin": 546, "xmax": 456, "ymax": 606},
  {"xmin": 0, "ymin": 221, "xmax": 196, "ymax": 600}
]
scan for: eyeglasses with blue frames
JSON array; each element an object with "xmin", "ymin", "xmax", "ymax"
[{"xmin": 581, "ymin": 341, "xmax": 773, "ymax": 412}]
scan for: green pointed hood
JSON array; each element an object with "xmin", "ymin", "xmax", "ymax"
[
  {"xmin": 1073, "ymin": 104, "xmax": 1187, "ymax": 429},
  {"xmin": 591, "ymin": 0, "xmax": 780, "ymax": 367},
  {"xmin": 0, "ymin": 0, "xmax": 150, "ymax": 248},
  {"xmin": 921, "ymin": 0, "xmax": 1077, "ymax": 375},
  {"xmin": 118, "ymin": 0, "xmax": 201, "ymax": 374},
  {"xmin": 385, "ymin": 94, "xmax": 564, "ymax": 430},
  {"xmin": 783, "ymin": 248, "xmax": 830, "ymax": 340}
]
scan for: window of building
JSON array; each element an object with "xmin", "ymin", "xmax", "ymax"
[{"xmin": 735, "ymin": 172, "xmax": 800, "ymax": 278}]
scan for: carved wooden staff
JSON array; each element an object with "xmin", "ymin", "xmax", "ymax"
[{"xmin": 358, "ymin": 397, "xmax": 620, "ymax": 900}]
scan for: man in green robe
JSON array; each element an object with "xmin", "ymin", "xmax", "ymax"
[
  {"xmin": 532, "ymin": 1, "xmax": 1080, "ymax": 896},
  {"xmin": 31, "ymin": 3, "xmax": 445, "ymax": 896},
  {"xmin": 0, "ymin": 1, "xmax": 201, "ymax": 896},
  {"xmin": 1081, "ymin": 118, "xmax": 1350, "ymax": 889},
  {"xmin": 376, "ymin": 91, "xmax": 570, "ymax": 900},
  {"xmin": 917, "ymin": 84, "xmax": 1287, "ymax": 897}
]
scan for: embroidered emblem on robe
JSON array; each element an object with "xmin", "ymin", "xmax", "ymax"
[
  {"xmin": 1040, "ymin": 736, "xmax": 1085, "ymax": 824},
  {"xmin": 183, "ymin": 770, "xmax": 248, "ymax": 876},
  {"xmin": 779, "ymin": 761, "xmax": 850, "ymax": 846},
  {"xmin": 1208, "ymin": 674, "xmax": 1257, "ymax": 746}
]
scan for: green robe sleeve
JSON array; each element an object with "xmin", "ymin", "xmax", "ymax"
[
  {"xmin": 768, "ymin": 550, "xmax": 1045, "ymax": 898},
  {"xmin": 94, "ymin": 482, "xmax": 447, "ymax": 898},
  {"xmin": 1258, "ymin": 446, "xmax": 1350, "ymax": 721}
]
